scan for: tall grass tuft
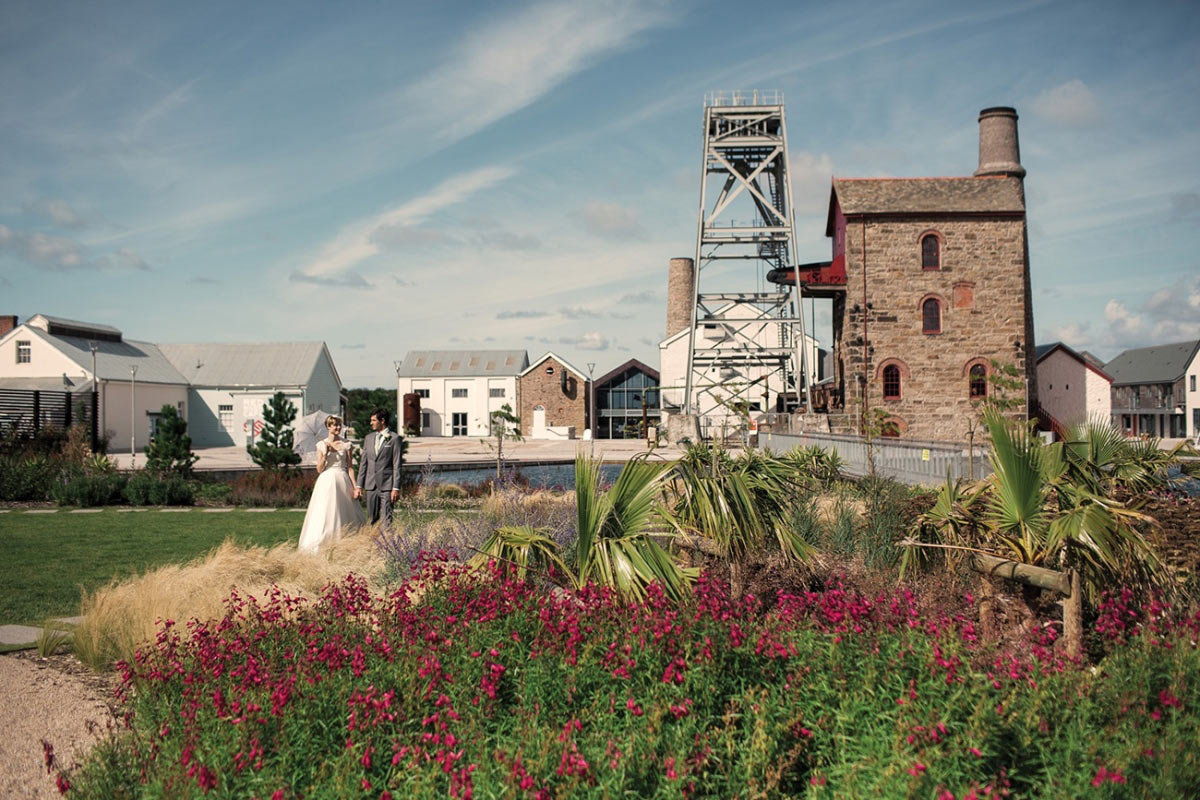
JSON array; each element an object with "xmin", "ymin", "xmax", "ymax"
[{"xmin": 73, "ymin": 526, "xmax": 385, "ymax": 670}]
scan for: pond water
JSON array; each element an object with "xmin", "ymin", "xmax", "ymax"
[{"xmin": 409, "ymin": 462, "xmax": 624, "ymax": 490}]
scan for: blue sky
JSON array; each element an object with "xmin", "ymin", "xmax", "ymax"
[{"xmin": 2, "ymin": 0, "xmax": 1197, "ymax": 387}]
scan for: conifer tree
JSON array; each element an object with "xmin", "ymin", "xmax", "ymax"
[
  {"xmin": 247, "ymin": 392, "xmax": 301, "ymax": 472},
  {"xmin": 144, "ymin": 404, "xmax": 199, "ymax": 477}
]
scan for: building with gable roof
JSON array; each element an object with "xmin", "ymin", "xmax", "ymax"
[
  {"xmin": 1103, "ymin": 340, "xmax": 1200, "ymax": 439},
  {"xmin": 1034, "ymin": 341, "xmax": 1112, "ymax": 437},
  {"xmin": 518, "ymin": 352, "xmax": 590, "ymax": 439},
  {"xmin": 395, "ymin": 349, "xmax": 529, "ymax": 437}
]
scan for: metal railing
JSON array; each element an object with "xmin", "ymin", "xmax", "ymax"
[
  {"xmin": 759, "ymin": 430, "xmax": 991, "ymax": 487},
  {"xmin": 704, "ymin": 89, "xmax": 783, "ymax": 107}
]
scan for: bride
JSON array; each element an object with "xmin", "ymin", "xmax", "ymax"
[{"xmin": 298, "ymin": 415, "xmax": 366, "ymax": 553}]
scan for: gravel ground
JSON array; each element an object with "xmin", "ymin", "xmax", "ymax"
[{"xmin": 0, "ymin": 653, "xmax": 117, "ymax": 800}]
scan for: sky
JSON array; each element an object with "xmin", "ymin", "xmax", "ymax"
[{"xmin": 2, "ymin": 0, "xmax": 1198, "ymax": 387}]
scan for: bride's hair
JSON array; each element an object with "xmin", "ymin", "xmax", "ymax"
[{"xmin": 324, "ymin": 415, "xmax": 343, "ymax": 429}]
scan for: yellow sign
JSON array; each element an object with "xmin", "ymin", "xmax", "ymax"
[{"xmin": 921, "ymin": 449, "xmax": 931, "ymax": 461}]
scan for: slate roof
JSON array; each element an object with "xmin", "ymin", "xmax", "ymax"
[
  {"xmin": 158, "ymin": 342, "xmax": 330, "ymax": 387},
  {"xmin": 25, "ymin": 326, "xmax": 190, "ymax": 385},
  {"xmin": 595, "ymin": 358, "xmax": 660, "ymax": 388},
  {"xmin": 1034, "ymin": 341, "xmax": 1112, "ymax": 382},
  {"xmin": 826, "ymin": 177, "xmax": 1024, "ymax": 234},
  {"xmin": 396, "ymin": 350, "xmax": 529, "ymax": 378},
  {"xmin": 1103, "ymin": 340, "xmax": 1200, "ymax": 386}
]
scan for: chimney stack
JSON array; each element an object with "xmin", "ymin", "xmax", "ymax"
[
  {"xmin": 974, "ymin": 106, "xmax": 1025, "ymax": 178},
  {"xmin": 0, "ymin": 315, "xmax": 17, "ymax": 337},
  {"xmin": 665, "ymin": 257, "xmax": 695, "ymax": 338}
]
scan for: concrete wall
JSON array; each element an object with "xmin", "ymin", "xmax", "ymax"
[{"xmin": 835, "ymin": 211, "xmax": 1031, "ymax": 442}]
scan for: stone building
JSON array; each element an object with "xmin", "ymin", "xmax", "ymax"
[
  {"xmin": 518, "ymin": 352, "xmax": 589, "ymax": 439},
  {"xmin": 810, "ymin": 107, "xmax": 1036, "ymax": 441}
]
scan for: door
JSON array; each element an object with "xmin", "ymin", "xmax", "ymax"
[
  {"xmin": 532, "ymin": 406, "xmax": 546, "ymax": 438},
  {"xmin": 451, "ymin": 412, "xmax": 468, "ymax": 436}
]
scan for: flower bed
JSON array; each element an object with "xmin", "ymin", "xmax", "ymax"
[{"xmin": 62, "ymin": 564, "xmax": 1200, "ymax": 798}]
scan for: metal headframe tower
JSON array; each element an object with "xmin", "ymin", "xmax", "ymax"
[{"xmin": 683, "ymin": 90, "xmax": 809, "ymax": 428}]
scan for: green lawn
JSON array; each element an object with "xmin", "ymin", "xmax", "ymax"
[{"xmin": 0, "ymin": 509, "xmax": 306, "ymax": 625}]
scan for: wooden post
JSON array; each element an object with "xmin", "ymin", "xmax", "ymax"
[
  {"xmin": 1063, "ymin": 568, "xmax": 1082, "ymax": 659},
  {"xmin": 978, "ymin": 574, "xmax": 997, "ymax": 642}
]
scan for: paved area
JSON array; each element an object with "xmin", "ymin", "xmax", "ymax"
[
  {"xmin": 0, "ymin": 618, "xmax": 81, "ymax": 647},
  {"xmin": 110, "ymin": 436, "xmax": 684, "ymax": 472}
]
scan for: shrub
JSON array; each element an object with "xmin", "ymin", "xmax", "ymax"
[
  {"xmin": 194, "ymin": 481, "xmax": 233, "ymax": 505},
  {"xmin": 229, "ymin": 470, "xmax": 315, "ymax": 507},
  {"xmin": 122, "ymin": 473, "xmax": 195, "ymax": 506},
  {"xmin": 0, "ymin": 454, "xmax": 62, "ymax": 501},
  {"xmin": 51, "ymin": 473, "xmax": 127, "ymax": 507}
]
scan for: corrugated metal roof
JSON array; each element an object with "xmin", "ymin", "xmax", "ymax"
[
  {"xmin": 397, "ymin": 350, "xmax": 529, "ymax": 378},
  {"xmin": 158, "ymin": 342, "xmax": 328, "ymax": 386},
  {"xmin": 31, "ymin": 327, "xmax": 191, "ymax": 385},
  {"xmin": 831, "ymin": 176, "xmax": 1025, "ymax": 216},
  {"xmin": 27, "ymin": 314, "xmax": 123, "ymax": 337},
  {"xmin": 1103, "ymin": 340, "xmax": 1200, "ymax": 386}
]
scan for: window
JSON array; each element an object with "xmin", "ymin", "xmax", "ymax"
[
  {"xmin": 489, "ymin": 388, "xmax": 505, "ymax": 398},
  {"xmin": 15, "ymin": 340, "xmax": 31, "ymax": 363},
  {"xmin": 421, "ymin": 411, "xmax": 431, "ymax": 428},
  {"xmin": 219, "ymin": 404, "xmax": 233, "ymax": 430},
  {"xmin": 451, "ymin": 388, "xmax": 468, "ymax": 398},
  {"xmin": 883, "ymin": 365, "xmax": 901, "ymax": 399},
  {"xmin": 921, "ymin": 234, "xmax": 940, "ymax": 270},
  {"xmin": 415, "ymin": 388, "xmax": 430, "ymax": 398},
  {"xmin": 969, "ymin": 364, "xmax": 987, "ymax": 398},
  {"xmin": 922, "ymin": 298, "xmax": 942, "ymax": 334},
  {"xmin": 1192, "ymin": 376, "xmax": 1197, "ymax": 392}
]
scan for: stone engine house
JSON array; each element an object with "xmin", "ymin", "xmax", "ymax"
[{"xmin": 801, "ymin": 107, "xmax": 1036, "ymax": 441}]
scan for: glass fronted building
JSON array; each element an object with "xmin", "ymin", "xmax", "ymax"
[{"xmin": 594, "ymin": 359, "xmax": 661, "ymax": 439}]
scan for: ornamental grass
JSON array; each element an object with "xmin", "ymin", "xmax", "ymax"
[
  {"xmin": 73, "ymin": 526, "xmax": 386, "ymax": 671},
  {"xmin": 59, "ymin": 561, "xmax": 1200, "ymax": 799}
]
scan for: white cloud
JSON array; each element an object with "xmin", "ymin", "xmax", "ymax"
[
  {"xmin": 788, "ymin": 152, "xmax": 836, "ymax": 213},
  {"xmin": 577, "ymin": 201, "xmax": 645, "ymax": 240},
  {"xmin": 27, "ymin": 199, "xmax": 86, "ymax": 228},
  {"xmin": 297, "ymin": 165, "xmax": 515, "ymax": 280},
  {"xmin": 560, "ymin": 306, "xmax": 603, "ymax": 319},
  {"xmin": 560, "ymin": 332, "xmax": 610, "ymax": 351},
  {"xmin": 289, "ymin": 270, "xmax": 373, "ymax": 289},
  {"xmin": 1032, "ymin": 79, "xmax": 1101, "ymax": 127},
  {"xmin": 109, "ymin": 247, "xmax": 149, "ymax": 271},
  {"xmin": 473, "ymin": 230, "xmax": 541, "ymax": 251},
  {"xmin": 1104, "ymin": 298, "xmax": 1142, "ymax": 337},
  {"xmin": 497, "ymin": 309, "xmax": 550, "ymax": 319},
  {"xmin": 392, "ymin": 0, "xmax": 671, "ymax": 146}
]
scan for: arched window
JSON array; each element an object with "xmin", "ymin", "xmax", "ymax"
[
  {"xmin": 921, "ymin": 234, "xmax": 940, "ymax": 270},
  {"xmin": 969, "ymin": 363, "xmax": 987, "ymax": 398},
  {"xmin": 882, "ymin": 364, "xmax": 901, "ymax": 399},
  {"xmin": 922, "ymin": 298, "xmax": 942, "ymax": 334}
]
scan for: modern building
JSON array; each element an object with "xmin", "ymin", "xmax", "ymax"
[
  {"xmin": 157, "ymin": 342, "xmax": 343, "ymax": 447},
  {"xmin": 593, "ymin": 359, "xmax": 661, "ymax": 439},
  {"xmin": 1104, "ymin": 340, "xmax": 1200, "ymax": 439},
  {"xmin": 395, "ymin": 350, "xmax": 528, "ymax": 437},
  {"xmin": 812, "ymin": 107, "xmax": 1036, "ymax": 441},
  {"xmin": 1034, "ymin": 341, "xmax": 1112, "ymax": 437},
  {"xmin": 518, "ymin": 352, "xmax": 589, "ymax": 439}
]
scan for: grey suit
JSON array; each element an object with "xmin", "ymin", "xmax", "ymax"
[{"xmin": 356, "ymin": 429, "xmax": 403, "ymax": 526}]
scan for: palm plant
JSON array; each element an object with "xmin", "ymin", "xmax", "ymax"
[{"xmin": 470, "ymin": 456, "xmax": 697, "ymax": 602}]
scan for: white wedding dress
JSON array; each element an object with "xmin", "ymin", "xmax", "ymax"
[{"xmin": 298, "ymin": 439, "xmax": 366, "ymax": 553}]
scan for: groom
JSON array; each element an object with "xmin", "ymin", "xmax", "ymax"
[{"xmin": 354, "ymin": 409, "xmax": 403, "ymax": 527}]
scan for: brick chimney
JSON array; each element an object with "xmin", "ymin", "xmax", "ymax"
[
  {"xmin": 974, "ymin": 106, "xmax": 1025, "ymax": 178},
  {"xmin": 0, "ymin": 315, "xmax": 16, "ymax": 337},
  {"xmin": 665, "ymin": 257, "xmax": 695, "ymax": 338}
]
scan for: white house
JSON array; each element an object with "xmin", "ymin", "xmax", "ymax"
[
  {"xmin": 157, "ymin": 342, "xmax": 344, "ymax": 448},
  {"xmin": 0, "ymin": 314, "xmax": 345, "ymax": 450},
  {"xmin": 1034, "ymin": 341, "xmax": 1112, "ymax": 436},
  {"xmin": 395, "ymin": 350, "xmax": 529, "ymax": 437},
  {"xmin": 0, "ymin": 314, "xmax": 189, "ymax": 453},
  {"xmin": 659, "ymin": 302, "xmax": 821, "ymax": 429}
]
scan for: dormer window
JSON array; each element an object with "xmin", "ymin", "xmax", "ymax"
[{"xmin": 921, "ymin": 233, "xmax": 940, "ymax": 270}]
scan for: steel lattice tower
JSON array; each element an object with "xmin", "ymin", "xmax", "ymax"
[{"xmin": 683, "ymin": 91, "xmax": 809, "ymax": 429}]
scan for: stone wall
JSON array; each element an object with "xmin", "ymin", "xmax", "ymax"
[
  {"xmin": 518, "ymin": 357, "xmax": 588, "ymax": 437},
  {"xmin": 835, "ymin": 213, "xmax": 1032, "ymax": 441}
]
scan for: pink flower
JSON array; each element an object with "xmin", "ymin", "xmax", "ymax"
[{"xmin": 908, "ymin": 762, "xmax": 927, "ymax": 777}]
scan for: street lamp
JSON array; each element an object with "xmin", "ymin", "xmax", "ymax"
[
  {"xmin": 586, "ymin": 362, "xmax": 596, "ymax": 457},
  {"xmin": 130, "ymin": 364, "xmax": 138, "ymax": 469},
  {"xmin": 88, "ymin": 341, "xmax": 99, "ymax": 452}
]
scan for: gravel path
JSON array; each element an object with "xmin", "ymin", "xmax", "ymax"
[{"xmin": 0, "ymin": 654, "xmax": 117, "ymax": 799}]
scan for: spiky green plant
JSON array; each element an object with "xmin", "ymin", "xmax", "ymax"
[{"xmin": 468, "ymin": 525, "xmax": 568, "ymax": 582}]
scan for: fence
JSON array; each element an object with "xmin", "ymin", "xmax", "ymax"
[
  {"xmin": 0, "ymin": 388, "xmax": 96, "ymax": 441},
  {"xmin": 758, "ymin": 430, "xmax": 991, "ymax": 487}
]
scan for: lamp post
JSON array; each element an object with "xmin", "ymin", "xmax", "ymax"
[
  {"xmin": 586, "ymin": 362, "xmax": 596, "ymax": 457},
  {"xmin": 88, "ymin": 341, "xmax": 99, "ymax": 452},
  {"xmin": 130, "ymin": 364, "xmax": 138, "ymax": 469}
]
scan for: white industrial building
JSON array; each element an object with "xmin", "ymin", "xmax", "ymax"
[{"xmin": 395, "ymin": 350, "xmax": 529, "ymax": 437}]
